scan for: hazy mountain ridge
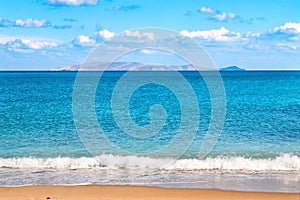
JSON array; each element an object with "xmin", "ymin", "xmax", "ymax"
[
  {"xmin": 50, "ymin": 62, "xmax": 197, "ymax": 71},
  {"xmin": 51, "ymin": 62, "xmax": 245, "ymax": 71}
]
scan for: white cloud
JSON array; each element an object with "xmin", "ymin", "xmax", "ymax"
[
  {"xmin": 140, "ymin": 49, "xmax": 171, "ymax": 55},
  {"xmin": 71, "ymin": 30, "xmax": 155, "ymax": 49},
  {"xmin": 0, "ymin": 18, "xmax": 51, "ymax": 28},
  {"xmin": 113, "ymin": 5, "xmax": 141, "ymax": 11},
  {"xmin": 140, "ymin": 49, "xmax": 157, "ymax": 54},
  {"xmin": 211, "ymin": 13, "xmax": 226, "ymax": 22},
  {"xmin": 245, "ymin": 32, "xmax": 261, "ymax": 38},
  {"xmin": 0, "ymin": 35, "xmax": 19, "ymax": 44},
  {"xmin": 199, "ymin": 6, "xmax": 214, "ymax": 13},
  {"xmin": 20, "ymin": 39, "xmax": 58, "ymax": 49},
  {"xmin": 270, "ymin": 22, "xmax": 300, "ymax": 40},
  {"xmin": 199, "ymin": 6, "xmax": 237, "ymax": 22},
  {"xmin": 72, "ymin": 29, "xmax": 114, "ymax": 46},
  {"xmin": 246, "ymin": 22, "xmax": 300, "ymax": 41},
  {"xmin": 245, "ymin": 22, "xmax": 300, "ymax": 41},
  {"xmin": 277, "ymin": 43, "xmax": 297, "ymax": 50},
  {"xmin": 72, "ymin": 35, "xmax": 96, "ymax": 46},
  {"xmin": 242, "ymin": 23, "xmax": 300, "ymax": 52},
  {"xmin": 123, "ymin": 30, "xmax": 155, "ymax": 40},
  {"xmin": 47, "ymin": 0, "xmax": 98, "ymax": 6},
  {"xmin": 211, "ymin": 12, "xmax": 236, "ymax": 22},
  {"xmin": 0, "ymin": 18, "xmax": 14, "ymax": 27},
  {"xmin": 272, "ymin": 22, "xmax": 300, "ymax": 34},
  {"xmin": 5, "ymin": 39, "xmax": 58, "ymax": 52},
  {"xmin": 94, "ymin": 29, "xmax": 115, "ymax": 40},
  {"xmin": 14, "ymin": 19, "xmax": 51, "ymax": 27},
  {"xmin": 180, "ymin": 27, "xmax": 242, "ymax": 42},
  {"xmin": 228, "ymin": 12, "xmax": 236, "ymax": 19},
  {"xmin": 123, "ymin": 30, "xmax": 154, "ymax": 40}
]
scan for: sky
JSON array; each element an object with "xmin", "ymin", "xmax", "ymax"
[{"xmin": 0, "ymin": 0, "xmax": 300, "ymax": 70}]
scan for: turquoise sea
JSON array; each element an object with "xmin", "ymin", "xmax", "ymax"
[{"xmin": 0, "ymin": 71, "xmax": 299, "ymax": 192}]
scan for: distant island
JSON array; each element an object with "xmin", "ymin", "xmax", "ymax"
[
  {"xmin": 220, "ymin": 66, "xmax": 246, "ymax": 71},
  {"xmin": 50, "ymin": 62, "xmax": 245, "ymax": 71},
  {"xmin": 50, "ymin": 62, "xmax": 196, "ymax": 71}
]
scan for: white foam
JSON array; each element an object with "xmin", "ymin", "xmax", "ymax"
[
  {"xmin": 0, "ymin": 154, "xmax": 299, "ymax": 172},
  {"xmin": 168, "ymin": 154, "xmax": 300, "ymax": 171}
]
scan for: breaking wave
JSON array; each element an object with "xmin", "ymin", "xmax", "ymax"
[{"xmin": 0, "ymin": 154, "xmax": 299, "ymax": 172}]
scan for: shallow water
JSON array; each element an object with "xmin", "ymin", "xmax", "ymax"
[{"xmin": 0, "ymin": 71, "xmax": 299, "ymax": 191}]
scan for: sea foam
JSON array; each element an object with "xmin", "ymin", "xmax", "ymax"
[{"xmin": 0, "ymin": 154, "xmax": 299, "ymax": 172}]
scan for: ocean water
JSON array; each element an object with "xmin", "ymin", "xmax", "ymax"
[{"xmin": 0, "ymin": 71, "xmax": 299, "ymax": 192}]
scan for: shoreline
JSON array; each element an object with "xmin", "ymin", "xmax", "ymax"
[{"xmin": 0, "ymin": 185, "xmax": 299, "ymax": 200}]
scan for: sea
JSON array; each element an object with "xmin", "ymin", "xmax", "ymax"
[{"xmin": 0, "ymin": 71, "xmax": 299, "ymax": 192}]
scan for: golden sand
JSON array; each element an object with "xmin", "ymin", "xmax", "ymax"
[{"xmin": 0, "ymin": 185, "xmax": 299, "ymax": 200}]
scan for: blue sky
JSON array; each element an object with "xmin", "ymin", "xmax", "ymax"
[{"xmin": 0, "ymin": 0, "xmax": 300, "ymax": 70}]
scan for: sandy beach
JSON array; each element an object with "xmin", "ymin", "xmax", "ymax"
[{"xmin": 0, "ymin": 185, "xmax": 299, "ymax": 200}]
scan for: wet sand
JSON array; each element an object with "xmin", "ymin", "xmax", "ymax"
[{"xmin": 0, "ymin": 185, "xmax": 299, "ymax": 200}]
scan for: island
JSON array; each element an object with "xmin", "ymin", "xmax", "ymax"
[{"xmin": 220, "ymin": 66, "xmax": 246, "ymax": 71}]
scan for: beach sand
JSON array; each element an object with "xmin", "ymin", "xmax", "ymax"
[{"xmin": 0, "ymin": 185, "xmax": 299, "ymax": 200}]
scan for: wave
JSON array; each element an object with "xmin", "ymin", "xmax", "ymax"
[{"xmin": 0, "ymin": 154, "xmax": 299, "ymax": 172}]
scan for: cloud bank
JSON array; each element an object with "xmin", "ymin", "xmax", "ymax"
[
  {"xmin": 180, "ymin": 27, "xmax": 242, "ymax": 42},
  {"xmin": 47, "ymin": 0, "xmax": 98, "ymax": 6},
  {"xmin": 5, "ymin": 39, "xmax": 58, "ymax": 53},
  {"xmin": 113, "ymin": 5, "xmax": 141, "ymax": 11},
  {"xmin": 199, "ymin": 6, "xmax": 238, "ymax": 22},
  {"xmin": 72, "ymin": 35, "xmax": 96, "ymax": 47},
  {"xmin": 0, "ymin": 18, "xmax": 51, "ymax": 28}
]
